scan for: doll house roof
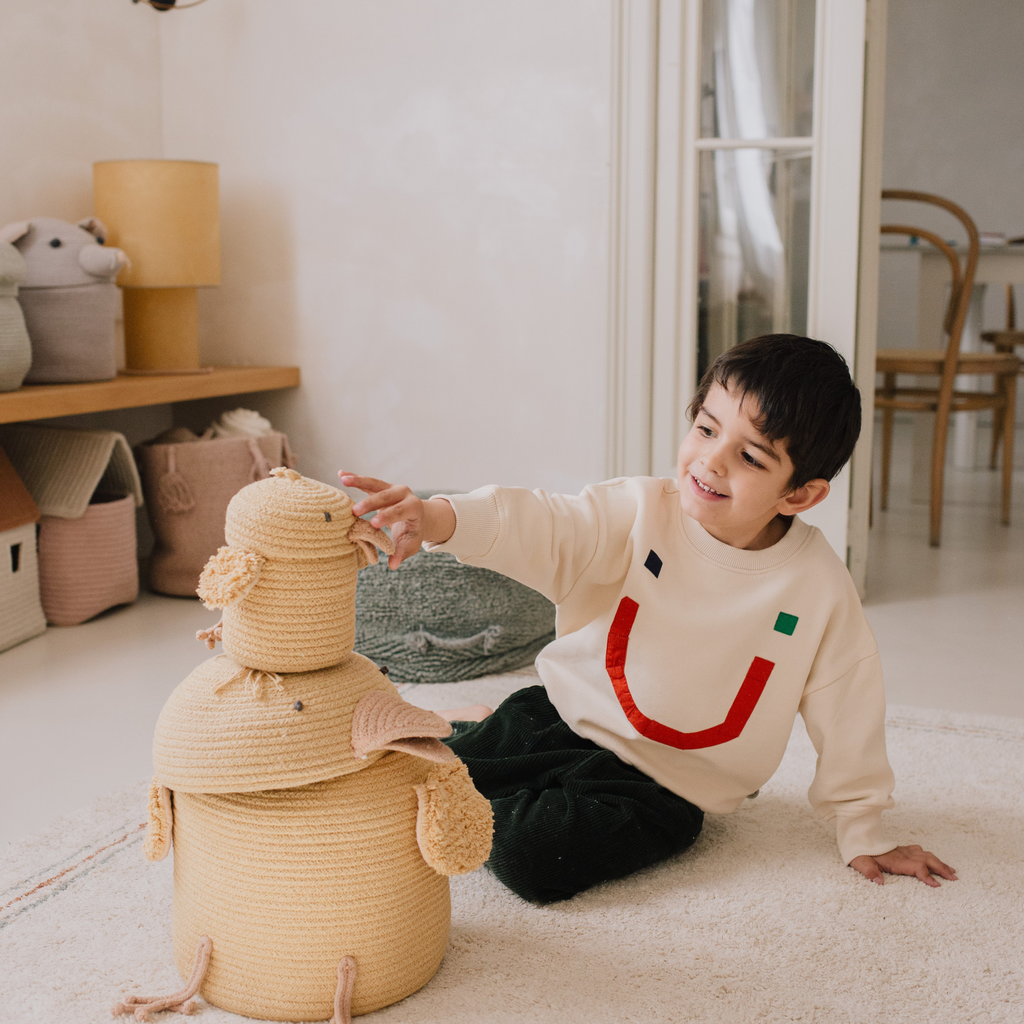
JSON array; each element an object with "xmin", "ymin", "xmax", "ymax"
[
  {"xmin": 0, "ymin": 423, "xmax": 142, "ymax": 519},
  {"xmin": 0, "ymin": 443, "xmax": 39, "ymax": 533}
]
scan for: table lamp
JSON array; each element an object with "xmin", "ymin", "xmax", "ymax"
[{"xmin": 93, "ymin": 159, "xmax": 219, "ymax": 375}]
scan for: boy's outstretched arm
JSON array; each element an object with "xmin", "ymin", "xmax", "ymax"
[
  {"xmin": 338, "ymin": 473, "xmax": 455, "ymax": 569},
  {"xmin": 850, "ymin": 845, "xmax": 957, "ymax": 887}
]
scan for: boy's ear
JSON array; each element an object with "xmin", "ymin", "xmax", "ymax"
[{"xmin": 777, "ymin": 478, "xmax": 830, "ymax": 516}]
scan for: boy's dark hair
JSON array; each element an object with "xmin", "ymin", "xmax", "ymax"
[{"xmin": 687, "ymin": 334, "xmax": 861, "ymax": 489}]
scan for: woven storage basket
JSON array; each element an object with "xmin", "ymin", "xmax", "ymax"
[
  {"xmin": 153, "ymin": 653, "xmax": 395, "ymax": 793},
  {"xmin": 0, "ymin": 241, "xmax": 31, "ymax": 392},
  {"xmin": 171, "ymin": 759, "xmax": 451, "ymax": 1020},
  {"xmin": 202, "ymin": 470, "xmax": 374, "ymax": 673},
  {"xmin": 153, "ymin": 653, "xmax": 458, "ymax": 1019},
  {"xmin": 38, "ymin": 491, "xmax": 138, "ymax": 626},
  {"xmin": 135, "ymin": 432, "xmax": 292, "ymax": 597},
  {"xmin": 19, "ymin": 283, "xmax": 118, "ymax": 383}
]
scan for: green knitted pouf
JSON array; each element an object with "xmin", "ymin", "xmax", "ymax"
[{"xmin": 354, "ymin": 550, "xmax": 556, "ymax": 685}]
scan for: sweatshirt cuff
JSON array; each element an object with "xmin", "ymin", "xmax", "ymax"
[
  {"xmin": 835, "ymin": 808, "xmax": 894, "ymax": 865},
  {"xmin": 423, "ymin": 487, "xmax": 501, "ymax": 560}
]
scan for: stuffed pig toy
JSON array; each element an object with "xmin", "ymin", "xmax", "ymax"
[
  {"xmin": 0, "ymin": 217, "xmax": 128, "ymax": 383},
  {"xmin": 113, "ymin": 469, "xmax": 493, "ymax": 1024},
  {"xmin": 0, "ymin": 241, "xmax": 31, "ymax": 391}
]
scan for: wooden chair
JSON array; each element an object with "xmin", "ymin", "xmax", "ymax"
[
  {"xmin": 980, "ymin": 282, "xmax": 1024, "ymax": 469},
  {"xmin": 875, "ymin": 190, "xmax": 1020, "ymax": 547}
]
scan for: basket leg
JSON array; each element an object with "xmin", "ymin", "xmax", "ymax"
[{"xmin": 332, "ymin": 956, "xmax": 357, "ymax": 1024}]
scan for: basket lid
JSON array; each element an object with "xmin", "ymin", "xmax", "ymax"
[
  {"xmin": 153, "ymin": 653, "xmax": 394, "ymax": 793},
  {"xmin": 224, "ymin": 468, "xmax": 360, "ymax": 559}
]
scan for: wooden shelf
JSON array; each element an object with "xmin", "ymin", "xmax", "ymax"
[{"xmin": 0, "ymin": 366, "xmax": 300, "ymax": 424}]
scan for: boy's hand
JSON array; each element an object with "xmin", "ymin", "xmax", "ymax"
[
  {"xmin": 338, "ymin": 473, "xmax": 456, "ymax": 569},
  {"xmin": 850, "ymin": 845, "xmax": 957, "ymax": 887}
]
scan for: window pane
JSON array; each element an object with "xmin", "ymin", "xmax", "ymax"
[
  {"xmin": 700, "ymin": 0, "xmax": 816, "ymax": 139},
  {"xmin": 698, "ymin": 149, "xmax": 811, "ymax": 377}
]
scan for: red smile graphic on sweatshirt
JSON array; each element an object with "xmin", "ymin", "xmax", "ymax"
[{"xmin": 605, "ymin": 597, "xmax": 775, "ymax": 749}]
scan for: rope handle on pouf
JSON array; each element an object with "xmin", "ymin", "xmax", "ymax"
[{"xmin": 111, "ymin": 936, "xmax": 212, "ymax": 1020}]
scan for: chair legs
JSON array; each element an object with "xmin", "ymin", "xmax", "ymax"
[
  {"xmin": 990, "ymin": 374, "xmax": 1006, "ymax": 470},
  {"xmin": 879, "ymin": 373, "xmax": 896, "ymax": 511},
  {"xmin": 1001, "ymin": 373, "xmax": 1016, "ymax": 526},
  {"xmin": 929, "ymin": 400, "xmax": 952, "ymax": 548}
]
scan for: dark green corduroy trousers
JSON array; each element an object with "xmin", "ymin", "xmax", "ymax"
[{"xmin": 444, "ymin": 685, "xmax": 704, "ymax": 904}]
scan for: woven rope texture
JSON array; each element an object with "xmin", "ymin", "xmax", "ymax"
[
  {"xmin": 153, "ymin": 653, "xmax": 394, "ymax": 793},
  {"xmin": 171, "ymin": 757, "xmax": 451, "ymax": 1020},
  {"xmin": 38, "ymin": 493, "xmax": 138, "ymax": 626}
]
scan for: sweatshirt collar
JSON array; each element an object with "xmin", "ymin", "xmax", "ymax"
[{"xmin": 679, "ymin": 509, "xmax": 812, "ymax": 572}]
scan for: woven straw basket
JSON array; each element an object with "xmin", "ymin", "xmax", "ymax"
[
  {"xmin": 135, "ymin": 432, "xmax": 292, "ymax": 597},
  {"xmin": 172, "ymin": 759, "xmax": 451, "ymax": 1019},
  {"xmin": 152, "ymin": 652, "xmax": 486, "ymax": 1020},
  {"xmin": 133, "ymin": 471, "xmax": 493, "ymax": 1023},
  {"xmin": 199, "ymin": 471, "xmax": 377, "ymax": 673},
  {"xmin": 38, "ymin": 491, "xmax": 138, "ymax": 626}
]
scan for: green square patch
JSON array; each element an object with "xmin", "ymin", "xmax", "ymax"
[{"xmin": 774, "ymin": 612, "xmax": 799, "ymax": 636}]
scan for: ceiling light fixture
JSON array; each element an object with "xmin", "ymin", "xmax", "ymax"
[{"xmin": 132, "ymin": 0, "xmax": 210, "ymax": 11}]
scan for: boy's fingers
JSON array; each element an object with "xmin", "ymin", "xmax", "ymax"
[
  {"xmin": 851, "ymin": 856, "xmax": 884, "ymax": 885},
  {"xmin": 369, "ymin": 497, "xmax": 418, "ymax": 528},
  {"xmin": 926, "ymin": 853, "xmax": 957, "ymax": 880},
  {"xmin": 389, "ymin": 534, "xmax": 421, "ymax": 569},
  {"xmin": 338, "ymin": 472, "xmax": 394, "ymax": 494},
  {"xmin": 916, "ymin": 865, "xmax": 941, "ymax": 887},
  {"xmin": 352, "ymin": 489, "xmax": 399, "ymax": 516}
]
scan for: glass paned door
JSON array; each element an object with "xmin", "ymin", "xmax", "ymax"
[{"xmin": 696, "ymin": 0, "xmax": 816, "ymax": 378}]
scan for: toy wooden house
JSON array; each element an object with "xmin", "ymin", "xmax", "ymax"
[{"xmin": 0, "ymin": 443, "xmax": 46, "ymax": 652}]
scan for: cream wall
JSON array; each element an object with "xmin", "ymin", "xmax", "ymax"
[
  {"xmin": 0, "ymin": 0, "xmax": 171, "ymax": 454},
  {"xmin": 0, "ymin": 0, "xmax": 162, "ymax": 228},
  {"xmin": 159, "ymin": 0, "xmax": 615, "ymax": 494}
]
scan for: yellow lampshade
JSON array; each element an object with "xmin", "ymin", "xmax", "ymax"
[{"xmin": 93, "ymin": 160, "xmax": 220, "ymax": 288}]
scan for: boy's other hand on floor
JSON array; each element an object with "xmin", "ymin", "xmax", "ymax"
[
  {"xmin": 850, "ymin": 844, "xmax": 957, "ymax": 887},
  {"xmin": 339, "ymin": 473, "xmax": 457, "ymax": 569}
]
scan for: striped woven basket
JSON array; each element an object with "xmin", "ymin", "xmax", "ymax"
[
  {"xmin": 38, "ymin": 491, "xmax": 138, "ymax": 626},
  {"xmin": 129, "ymin": 474, "xmax": 493, "ymax": 1023},
  {"xmin": 171, "ymin": 757, "xmax": 452, "ymax": 1019}
]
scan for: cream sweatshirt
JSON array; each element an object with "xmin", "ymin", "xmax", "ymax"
[{"xmin": 428, "ymin": 476, "xmax": 896, "ymax": 865}]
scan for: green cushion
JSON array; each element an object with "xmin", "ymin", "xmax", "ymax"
[{"xmin": 354, "ymin": 548, "xmax": 556, "ymax": 685}]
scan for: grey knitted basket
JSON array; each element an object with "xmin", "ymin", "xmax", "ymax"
[{"xmin": 354, "ymin": 549, "xmax": 555, "ymax": 685}]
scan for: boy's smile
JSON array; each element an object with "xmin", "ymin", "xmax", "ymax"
[{"xmin": 676, "ymin": 383, "xmax": 829, "ymax": 551}]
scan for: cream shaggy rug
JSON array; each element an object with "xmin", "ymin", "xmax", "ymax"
[{"xmin": 2, "ymin": 668, "xmax": 1022, "ymax": 1024}]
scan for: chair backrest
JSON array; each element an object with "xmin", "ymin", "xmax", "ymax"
[{"xmin": 881, "ymin": 189, "xmax": 979, "ymax": 380}]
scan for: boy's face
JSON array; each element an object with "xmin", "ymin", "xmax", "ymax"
[{"xmin": 676, "ymin": 382, "xmax": 829, "ymax": 550}]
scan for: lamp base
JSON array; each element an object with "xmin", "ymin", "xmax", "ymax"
[
  {"xmin": 122, "ymin": 287, "xmax": 204, "ymax": 373},
  {"xmin": 119, "ymin": 366, "xmax": 214, "ymax": 376}
]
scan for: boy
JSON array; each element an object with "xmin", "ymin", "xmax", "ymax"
[{"xmin": 340, "ymin": 334, "xmax": 956, "ymax": 904}]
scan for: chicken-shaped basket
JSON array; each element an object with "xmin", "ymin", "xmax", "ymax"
[{"xmin": 117, "ymin": 469, "xmax": 493, "ymax": 1023}]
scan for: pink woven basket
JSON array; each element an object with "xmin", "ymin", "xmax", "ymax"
[
  {"xmin": 135, "ymin": 433, "xmax": 293, "ymax": 597},
  {"xmin": 38, "ymin": 491, "xmax": 138, "ymax": 626}
]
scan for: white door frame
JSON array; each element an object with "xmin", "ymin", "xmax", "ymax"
[{"xmin": 609, "ymin": 0, "xmax": 875, "ymax": 565}]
